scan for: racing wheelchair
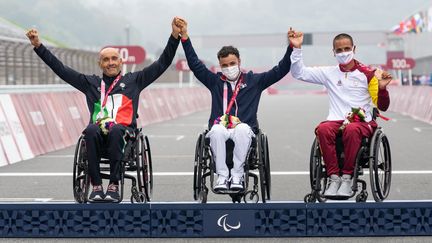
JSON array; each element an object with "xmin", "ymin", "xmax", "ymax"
[
  {"xmin": 72, "ymin": 128, "xmax": 153, "ymax": 203},
  {"xmin": 193, "ymin": 129, "xmax": 271, "ymax": 203},
  {"xmin": 304, "ymin": 109, "xmax": 392, "ymax": 203}
]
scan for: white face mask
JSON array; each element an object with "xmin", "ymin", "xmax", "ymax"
[
  {"xmin": 335, "ymin": 51, "xmax": 354, "ymax": 65},
  {"xmin": 221, "ymin": 65, "xmax": 240, "ymax": 81}
]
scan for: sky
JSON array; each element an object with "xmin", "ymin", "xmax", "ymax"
[
  {"xmin": 78, "ymin": 0, "xmax": 431, "ymax": 67},
  {"xmin": 2, "ymin": 0, "xmax": 431, "ymax": 67}
]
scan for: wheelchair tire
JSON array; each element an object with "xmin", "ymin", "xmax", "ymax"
[
  {"xmin": 144, "ymin": 135, "xmax": 153, "ymax": 201},
  {"xmin": 243, "ymin": 190, "xmax": 259, "ymax": 203},
  {"xmin": 136, "ymin": 133, "xmax": 153, "ymax": 202},
  {"xmin": 72, "ymin": 135, "xmax": 90, "ymax": 204},
  {"xmin": 193, "ymin": 133, "xmax": 203, "ymax": 200},
  {"xmin": 257, "ymin": 133, "xmax": 267, "ymax": 203},
  {"xmin": 262, "ymin": 133, "xmax": 271, "ymax": 201},
  {"xmin": 369, "ymin": 129, "xmax": 392, "ymax": 202},
  {"xmin": 196, "ymin": 133, "xmax": 207, "ymax": 202},
  {"xmin": 309, "ymin": 137, "xmax": 327, "ymax": 202}
]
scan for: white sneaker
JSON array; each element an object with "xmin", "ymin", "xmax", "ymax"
[
  {"xmin": 337, "ymin": 174, "xmax": 353, "ymax": 196},
  {"xmin": 324, "ymin": 174, "xmax": 341, "ymax": 196},
  {"xmin": 230, "ymin": 176, "xmax": 244, "ymax": 191},
  {"xmin": 214, "ymin": 175, "xmax": 228, "ymax": 191}
]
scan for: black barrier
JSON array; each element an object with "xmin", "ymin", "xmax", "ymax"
[{"xmin": 1, "ymin": 202, "xmax": 432, "ymax": 237}]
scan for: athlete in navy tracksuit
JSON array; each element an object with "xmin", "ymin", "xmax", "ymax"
[
  {"xmin": 176, "ymin": 18, "xmax": 293, "ymax": 191},
  {"xmin": 26, "ymin": 20, "xmax": 181, "ymax": 202}
]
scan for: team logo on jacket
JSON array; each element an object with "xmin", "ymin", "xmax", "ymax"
[
  {"xmin": 337, "ymin": 80, "xmax": 342, "ymax": 86},
  {"xmin": 240, "ymin": 83, "xmax": 247, "ymax": 89},
  {"xmin": 120, "ymin": 83, "xmax": 125, "ymax": 90}
]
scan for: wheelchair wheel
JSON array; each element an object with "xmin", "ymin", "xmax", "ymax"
[
  {"xmin": 143, "ymin": 135, "xmax": 153, "ymax": 200},
  {"xmin": 369, "ymin": 128, "xmax": 392, "ymax": 202},
  {"xmin": 73, "ymin": 135, "xmax": 90, "ymax": 203},
  {"xmin": 136, "ymin": 133, "xmax": 153, "ymax": 202},
  {"xmin": 309, "ymin": 137, "xmax": 327, "ymax": 202},
  {"xmin": 257, "ymin": 133, "xmax": 266, "ymax": 203},
  {"xmin": 243, "ymin": 191, "xmax": 259, "ymax": 203},
  {"xmin": 258, "ymin": 132, "xmax": 271, "ymax": 202},
  {"xmin": 193, "ymin": 133, "xmax": 203, "ymax": 200},
  {"xmin": 195, "ymin": 133, "xmax": 207, "ymax": 203}
]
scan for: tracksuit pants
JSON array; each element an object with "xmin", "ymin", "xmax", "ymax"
[
  {"xmin": 83, "ymin": 123, "xmax": 129, "ymax": 186},
  {"xmin": 206, "ymin": 123, "xmax": 254, "ymax": 179},
  {"xmin": 316, "ymin": 120, "xmax": 377, "ymax": 176}
]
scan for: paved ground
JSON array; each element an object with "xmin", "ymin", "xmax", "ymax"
[{"xmin": 1, "ymin": 93, "xmax": 432, "ymax": 242}]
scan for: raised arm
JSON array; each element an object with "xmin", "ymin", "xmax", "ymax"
[
  {"xmin": 26, "ymin": 29, "xmax": 88, "ymax": 92},
  {"xmin": 369, "ymin": 69, "xmax": 391, "ymax": 111},
  {"xmin": 257, "ymin": 29, "xmax": 293, "ymax": 90},
  {"xmin": 176, "ymin": 17, "xmax": 217, "ymax": 89},
  {"xmin": 136, "ymin": 18, "xmax": 181, "ymax": 90},
  {"xmin": 288, "ymin": 28, "xmax": 327, "ymax": 85}
]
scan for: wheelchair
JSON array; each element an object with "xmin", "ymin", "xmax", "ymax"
[
  {"xmin": 304, "ymin": 109, "xmax": 392, "ymax": 203},
  {"xmin": 193, "ymin": 128, "xmax": 271, "ymax": 203},
  {"xmin": 72, "ymin": 128, "xmax": 153, "ymax": 203}
]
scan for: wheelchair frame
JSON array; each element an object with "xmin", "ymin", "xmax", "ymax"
[
  {"xmin": 305, "ymin": 126, "xmax": 392, "ymax": 203},
  {"xmin": 193, "ymin": 129, "xmax": 271, "ymax": 203},
  {"xmin": 72, "ymin": 128, "xmax": 153, "ymax": 203}
]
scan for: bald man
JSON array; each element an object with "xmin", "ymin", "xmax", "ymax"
[{"xmin": 26, "ymin": 19, "xmax": 181, "ymax": 202}]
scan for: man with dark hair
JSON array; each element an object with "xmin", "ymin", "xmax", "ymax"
[
  {"xmin": 288, "ymin": 29, "xmax": 392, "ymax": 197},
  {"xmin": 217, "ymin": 46, "xmax": 240, "ymax": 60},
  {"xmin": 333, "ymin": 33, "xmax": 354, "ymax": 48},
  {"xmin": 26, "ymin": 19, "xmax": 181, "ymax": 202},
  {"xmin": 176, "ymin": 18, "xmax": 293, "ymax": 191}
]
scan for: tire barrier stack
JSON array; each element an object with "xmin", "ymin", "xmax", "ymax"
[
  {"xmin": 388, "ymin": 86, "xmax": 432, "ymax": 125},
  {"xmin": 0, "ymin": 87, "xmax": 210, "ymax": 167}
]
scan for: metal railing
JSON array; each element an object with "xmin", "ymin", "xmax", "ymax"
[
  {"xmin": 0, "ymin": 36, "xmax": 181, "ymax": 85},
  {"xmin": 0, "ymin": 37, "xmax": 99, "ymax": 85}
]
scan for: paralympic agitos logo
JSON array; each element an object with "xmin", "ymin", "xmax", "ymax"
[{"xmin": 217, "ymin": 214, "xmax": 241, "ymax": 232}]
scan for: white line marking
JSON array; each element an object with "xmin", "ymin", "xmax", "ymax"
[
  {"xmin": 176, "ymin": 135, "xmax": 185, "ymax": 141},
  {"xmin": 158, "ymin": 123, "xmax": 207, "ymax": 127},
  {"xmin": 414, "ymin": 127, "xmax": 432, "ymax": 132},
  {"xmin": 147, "ymin": 135, "xmax": 186, "ymax": 139},
  {"xmin": 1, "ymin": 170, "xmax": 432, "ymax": 177},
  {"xmin": 39, "ymin": 155, "xmax": 193, "ymax": 158},
  {"xmin": 0, "ymin": 198, "xmax": 52, "ymax": 202},
  {"xmin": 39, "ymin": 155, "xmax": 74, "ymax": 158}
]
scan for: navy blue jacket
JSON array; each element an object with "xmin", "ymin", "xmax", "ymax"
[{"xmin": 181, "ymin": 38, "xmax": 293, "ymax": 131}]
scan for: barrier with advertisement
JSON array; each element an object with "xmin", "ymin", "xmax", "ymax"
[{"xmin": 388, "ymin": 86, "xmax": 432, "ymax": 124}]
